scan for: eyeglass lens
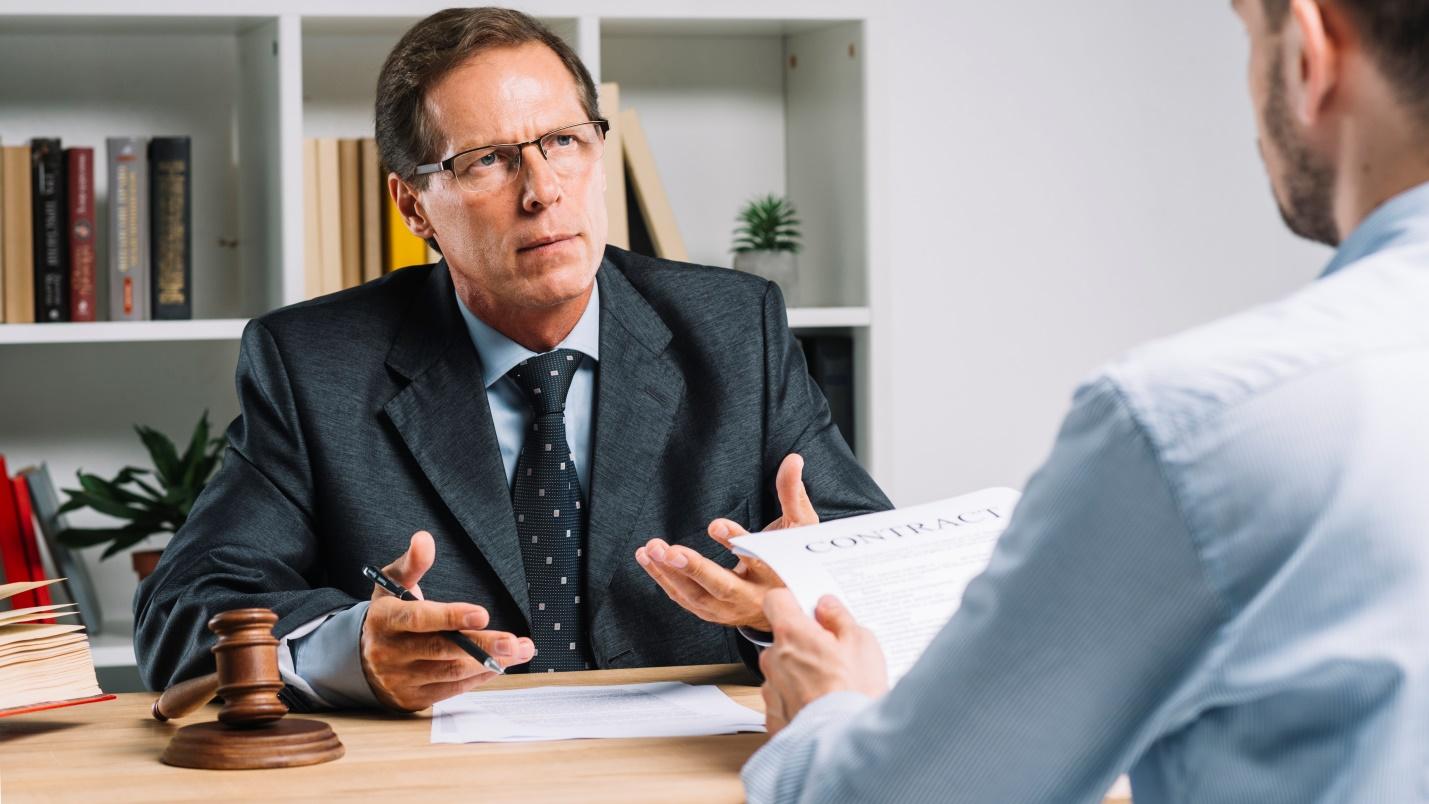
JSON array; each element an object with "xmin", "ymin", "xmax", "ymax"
[{"xmin": 449, "ymin": 122, "xmax": 604, "ymax": 193}]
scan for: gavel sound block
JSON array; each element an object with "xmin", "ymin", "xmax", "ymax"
[{"xmin": 152, "ymin": 608, "xmax": 344, "ymax": 770}]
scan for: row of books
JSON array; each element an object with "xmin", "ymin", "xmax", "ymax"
[
  {"xmin": 0, "ymin": 455, "xmax": 108, "ymax": 716},
  {"xmin": 304, "ymin": 137, "xmax": 433, "ymax": 298},
  {"xmin": 0, "ymin": 136, "xmax": 192, "ymax": 324},
  {"xmin": 0, "ymin": 456, "xmax": 102, "ymax": 631}
]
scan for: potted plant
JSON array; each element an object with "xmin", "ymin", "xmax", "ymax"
[
  {"xmin": 732, "ymin": 194, "xmax": 803, "ymax": 303},
  {"xmin": 56, "ymin": 412, "xmax": 225, "ymax": 580}
]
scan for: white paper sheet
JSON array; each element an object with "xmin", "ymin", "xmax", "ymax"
[
  {"xmin": 731, "ymin": 487, "xmax": 1021, "ymax": 682},
  {"xmin": 431, "ymin": 681, "xmax": 765, "ymax": 743}
]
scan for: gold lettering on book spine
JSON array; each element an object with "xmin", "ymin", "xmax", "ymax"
[
  {"xmin": 115, "ymin": 157, "xmax": 138, "ymax": 315},
  {"xmin": 154, "ymin": 159, "xmax": 187, "ymax": 306}
]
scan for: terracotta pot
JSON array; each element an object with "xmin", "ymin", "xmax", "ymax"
[{"xmin": 132, "ymin": 548, "xmax": 164, "ymax": 581}]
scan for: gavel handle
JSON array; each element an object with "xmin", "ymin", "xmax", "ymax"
[{"xmin": 152, "ymin": 672, "xmax": 221, "ymax": 721}]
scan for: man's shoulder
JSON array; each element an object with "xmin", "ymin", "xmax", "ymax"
[
  {"xmin": 604, "ymin": 246, "xmax": 775, "ymax": 315},
  {"xmin": 249, "ymin": 264, "xmax": 433, "ymax": 352},
  {"xmin": 1093, "ymin": 254, "xmax": 1429, "ymax": 448}
]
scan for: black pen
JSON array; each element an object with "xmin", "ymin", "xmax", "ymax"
[{"xmin": 361, "ymin": 564, "xmax": 506, "ymax": 675}]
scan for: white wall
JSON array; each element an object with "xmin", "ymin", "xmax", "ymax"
[{"xmin": 878, "ymin": 0, "xmax": 1330, "ymax": 504}]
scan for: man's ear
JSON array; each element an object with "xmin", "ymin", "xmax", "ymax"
[
  {"xmin": 389, "ymin": 173, "xmax": 436, "ymax": 239},
  {"xmin": 1288, "ymin": 0, "xmax": 1340, "ymax": 127}
]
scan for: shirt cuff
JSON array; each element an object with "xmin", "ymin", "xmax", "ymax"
[
  {"xmin": 742, "ymin": 690, "xmax": 872, "ymax": 803},
  {"xmin": 280, "ymin": 600, "xmax": 380, "ymax": 710}
]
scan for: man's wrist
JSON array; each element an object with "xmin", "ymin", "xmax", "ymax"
[{"xmin": 289, "ymin": 600, "xmax": 382, "ymax": 709}]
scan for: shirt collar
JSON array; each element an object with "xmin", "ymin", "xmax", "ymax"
[
  {"xmin": 1322, "ymin": 180, "xmax": 1429, "ymax": 278},
  {"xmin": 455, "ymin": 281, "xmax": 601, "ymax": 390}
]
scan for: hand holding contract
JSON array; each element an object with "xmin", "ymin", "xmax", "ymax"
[{"xmin": 732, "ymin": 487, "xmax": 1021, "ymax": 682}]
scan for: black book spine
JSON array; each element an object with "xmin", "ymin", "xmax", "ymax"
[
  {"xmin": 30, "ymin": 138, "xmax": 68, "ymax": 323},
  {"xmin": 149, "ymin": 136, "xmax": 192, "ymax": 320},
  {"xmin": 802, "ymin": 334, "xmax": 857, "ymax": 455}
]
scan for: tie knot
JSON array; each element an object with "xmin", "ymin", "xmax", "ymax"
[{"xmin": 507, "ymin": 349, "xmax": 582, "ymax": 415}]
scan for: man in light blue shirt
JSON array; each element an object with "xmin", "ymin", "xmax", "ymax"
[{"xmin": 738, "ymin": 0, "xmax": 1429, "ymax": 800}]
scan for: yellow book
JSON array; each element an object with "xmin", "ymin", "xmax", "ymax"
[
  {"xmin": 338, "ymin": 139, "xmax": 363, "ymax": 290},
  {"xmin": 384, "ymin": 190, "xmax": 428, "ymax": 272},
  {"xmin": 359, "ymin": 139, "xmax": 384, "ymax": 283},
  {"xmin": 316, "ymin": 139, "xmax": 343, "ymax": 296},
  {"xmin": 599, "ymin": 83, "xmax": 628, "ymax": 250},
  {"xmin": 302, "ymin": 139, "xmax": 322, "ymax": 300},
  {"xmin": 619, "ymin": 107, "xmax": 687, "ymax": 262},
  {"xmin": 2, "ymin": 145, "xmax": 35, "ymax": 324}
]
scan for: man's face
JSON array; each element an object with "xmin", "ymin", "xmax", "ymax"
[
  {"xmin": 418, "ymin": 43, "xmax": 608, "ymax": 311},
  {"xmin": 1236, "ymin": 0, "xmax": 1339, "ymax": 246}
]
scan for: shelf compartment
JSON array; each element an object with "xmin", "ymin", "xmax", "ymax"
[
  {"xmin": 601, "ymin": 18, "xmax": 866, "ymax": 308},
  {"xmin": 0, "ymin": 16, "xmax": 286, "ymax": 321}
]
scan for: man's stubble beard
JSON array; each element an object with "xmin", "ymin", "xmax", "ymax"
[{"xmin": 1263, "ymin": 53, "xmax": 1340, "ymax": 247}]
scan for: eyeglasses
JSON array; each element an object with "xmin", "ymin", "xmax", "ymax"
[{"xmin": 414, "ymin": 119, "xmax": 610, "ymax": 194}]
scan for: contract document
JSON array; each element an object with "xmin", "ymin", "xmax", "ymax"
[
  {"xmin": 731, "ymin": 487, "xmax": 1021, "ymax": 682},
  {"xmin": 431, "ymin": 681, "xmax": 765, "ymax": 743}
]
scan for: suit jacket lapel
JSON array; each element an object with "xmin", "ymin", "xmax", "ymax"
[
  {"xmin": 382, "ymin": 263, "xmax": 530, "ymax": 624},
  {"xmin": 586, "ymin": 263, "xmax": 685, "ymax": 601}
]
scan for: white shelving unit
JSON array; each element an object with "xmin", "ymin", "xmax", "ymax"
[
  {"xmin": 0, "ymin": 0, "xmax": 888, "ymax": 685},
  {"xmin": 0, "ymin": 319, "xmax": 250, "ymax": 344}
]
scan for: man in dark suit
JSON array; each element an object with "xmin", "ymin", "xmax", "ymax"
[{"xmin": 134, "ymin": 7, "xmax": 889, "ymax": 712}]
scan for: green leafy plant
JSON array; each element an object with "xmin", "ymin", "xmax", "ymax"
[
  {"xmin": 56, "ymin": 412, "xmax": 225, "ymax": 559},
  {"xmin": 732, "ymin": 194, "xmax": 802, "ymax": 254}
]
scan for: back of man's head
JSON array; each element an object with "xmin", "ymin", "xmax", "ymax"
[
  {"xmin": 1244, "ymin": 0, "xmax": 1429, "ymax": 246},
  {"xmin": 1261, "ymin": 0, "xmax": 1429, "ymax": 131}
]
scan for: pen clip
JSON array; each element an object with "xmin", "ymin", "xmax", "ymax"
[{"xmin": 362, "ymin": 564, "xmax": 415, "ymax": 601}]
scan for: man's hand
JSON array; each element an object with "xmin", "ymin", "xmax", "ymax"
[
  {"xmin": 758, "ymin": 589, "xmax": 888, "ymax": 736},
  {"xmin": 360, "ymin": 531, "xmax": 535, "ymax": 712},
  {"xmin": 634, "ymin": 453, "xmax": 818, "ymax": 631}
]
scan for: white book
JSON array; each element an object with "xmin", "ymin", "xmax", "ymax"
[
  {"xmin": 731, "ymin": 487, "xmax": 1020, "ymax": 682},
  {"xmin": 0, "ymin": 580, "xmax": 103, "ymax": 713},
  {"xmin": 106, "ymin": 137, "xmax": 149, "ymax": 321}
]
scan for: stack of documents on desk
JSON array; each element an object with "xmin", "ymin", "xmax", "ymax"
[
  {"xmin": 0, "ymin": 579, "xmax": 107, "ymax": 716},
  {"xmin": 432, "ymin": 681, "xmax": 765, "ymax": 743}
]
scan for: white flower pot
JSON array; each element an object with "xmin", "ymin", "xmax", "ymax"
[{"xmin": 732, "ymin": 250, "xmax": 799, "ymax": 304}]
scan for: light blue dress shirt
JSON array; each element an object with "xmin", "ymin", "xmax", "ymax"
[
  {"xmin": 743, "ymin": 181, "xmax": 1429, "ymax": 803},
  {"xmin": 279, "ymin": 283, "xmax": 601, "ymax": 709}
]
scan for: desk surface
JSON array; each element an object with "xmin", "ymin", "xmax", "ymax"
[
  {"xmin": 0, "ymin": 663, "xmax": 1135, "ymax": 803},
  {"xmin": 0, "ymin": 664, "xmax": 764, "ymax": 803}
]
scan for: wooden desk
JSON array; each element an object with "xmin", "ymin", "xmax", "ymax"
[
  {"xmin": 0, "ymin": 664, "xmax": 1134, "ymax": 803},
  {"xmin": 0, "ymin": 664, "xmax": 763, "ymax": 803}
]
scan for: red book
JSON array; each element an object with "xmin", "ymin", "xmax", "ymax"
[
  {"xmin": 66, "ymin": 147, "xmax": 97, "ymax": 322},
  {"xmin": 0, "ymin": 455, "xmax": 41, "ymax": 609},
  {"xmin": 0, "ymin": 694, "xmax": 117, "ymax": 719},
  {"xmin": 11, "ymin": 475, "xmax": 55, "ymax": 614}
]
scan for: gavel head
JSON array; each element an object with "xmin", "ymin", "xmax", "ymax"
[{"xmin": 208, "ymin": 608, "xmax": 289, "ymax": 727}]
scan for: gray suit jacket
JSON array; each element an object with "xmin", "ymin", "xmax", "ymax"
[{"xmin": 134, "ymin": 246, "xmax": 891, "ymax": 692}]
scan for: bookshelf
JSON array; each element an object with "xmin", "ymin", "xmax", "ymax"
[{"xmin": 0, "ymin": 1, "xmax": 887, "ymax": 685}]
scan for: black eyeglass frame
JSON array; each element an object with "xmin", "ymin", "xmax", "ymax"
[{"xmin": 413, "ymin": 119, "xmax": 611, "ymax": 184}]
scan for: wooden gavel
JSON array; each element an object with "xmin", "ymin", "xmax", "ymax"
[
  {"xmin": 152, "ymin": 608, "xmax": 343, "ymax": 770},
  {"xmin": 152, "ymin": 608, "xmax": 288, "ymax": 725}
]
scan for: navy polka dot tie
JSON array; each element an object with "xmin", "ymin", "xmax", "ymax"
[{"xmin": 507, "ymin": 349, "xmax": 591, "ymax": 672}]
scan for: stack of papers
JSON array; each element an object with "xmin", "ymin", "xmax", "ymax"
[{"xmin": 432, "ymin": 681, "xmax": 765, "ymax": 743}]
